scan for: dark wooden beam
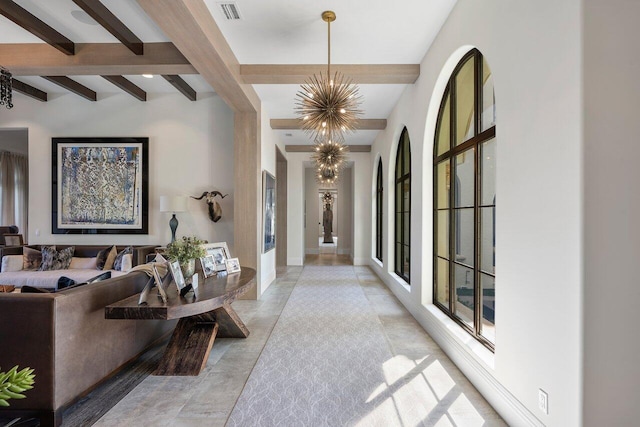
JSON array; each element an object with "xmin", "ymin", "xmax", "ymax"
[
  {"xmin": 11, "ymin": 79, "xmax": 47, "ymax": 102},
  {"xmin": 285, "ymin": 145, "xmax": 371, "ymax": 153},
  {"xmin": 162, "ymin": 75, "xmax": 196, "ymax": 101},
  {"xmin": 72, "ymin": 0, "xmax": 143, "ymax": 55},
  {"xmin": 101, "ymin": 75, "xmax": 146, "ymax": 101},
  {"xmin": 42, "ymin": 76, "xmax": 96, "ymax": 101},
  {"xmin": 0, "ymin": 43, "xmax": 195, "ymax": 76},
  {"xmin": 0, "ymin": 0, "xmax": 74, "ymax": 55}
]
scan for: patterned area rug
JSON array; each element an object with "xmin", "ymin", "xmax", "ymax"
[{"xmin": 227, "ymin": 266, "xmax": 398, "ymax": 426}]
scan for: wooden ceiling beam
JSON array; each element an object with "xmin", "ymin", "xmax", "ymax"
[
  {"xmin": 136, "ymin": 0, "xmax": 260, "ymax": 113},
  {"xmin": 72, "ymin": 0, "xmax": 143, "ymax": 55},
  {"xmin": 11, "ymin": 79, "xmax": 47, "ymax": 102},
  {"xmin": 0, "ymin": 43, "xmax": 195, "ymax": 76},
  {"xmin": 271, "ymin": 118, "xmax": 387, "ymax": 130},
  {"xmin": 42, "ymin": 76, "xmax": 96, "ymax": 101},
  {"xmin": 0, "ymin": 0, "xmax": 74, "ymax": 55},
  {"xmin": 285, "ymin": 145, "xmax": 371, "ymax": 153},
  {"xmin": 101, "ymin": 75, "xmax": 146, "ymax": 101},
  {"xmin": 241, "ymin": 64, "xmax": 420, "ymax": 84},
  {"xmin": 162, "ymin": 75, "xmax": 196, "ymax": 101}
]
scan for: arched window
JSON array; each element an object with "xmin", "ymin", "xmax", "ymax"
[
  {"xmin": 395, "ymin": 128, "xmax": 411, "ymax": 283},
  {"xmin": 375, "ymin": 160, "xmax": 383, "ymax": 262},
  {"xmin": 433, "ymin": 49, "xmax": 496, "ymax": 349}
]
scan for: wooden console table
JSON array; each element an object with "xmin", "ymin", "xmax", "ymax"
[{"xmin": 105, "ymin": 267, "xmax": 256, "ymax": 376}]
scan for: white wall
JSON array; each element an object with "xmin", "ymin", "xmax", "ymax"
[
  {"xmin": 0, "ymin": 92, "xmax": 236, "ymax": 251},
  {"xmin": 370, "ymin": 0, "xmax": 583, "ymax": 425},
  {"xmin": 583, "ymin": 1, "xmax": 640, "ymax": 425},
  {"xmin": 259, "ymin": 107, "xmax": 286, "ymax": 293}
]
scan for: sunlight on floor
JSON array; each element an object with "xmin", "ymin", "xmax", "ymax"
[{"xmin": 358, "ymin": 354, "xmax": 490, "ymax": 427}]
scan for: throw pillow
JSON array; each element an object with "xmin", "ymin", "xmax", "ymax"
[
  {"xmin": 23, "ymin": 247, "xmax": 43, "ymax": 271},
  {"xmin": 96, "ymin": 245, "xmax": 117, "ymax": 270},
  {"xmin": 57, "ymin": 276, "xmax": 76, "ymax": 290},
  {"xmin": 1, "ymin": 255, "xmax": 24, "ymax": 272},
  {"xmin": 69, "ymin": 256, "xmax": 98, "ymax": 270},
  {"xmin": 113, "ymin": 246, "xmax": 133, "ymax": 271},
  {"xmin": 58, "ymin": 271, "xmax": 112, "ymax": 293},
  {"xmin": 39, "ymin": 246, "xmax": 75, "ymax": 271},
  {"xmin": 21, "ymin": 285, "xmax": 51, "ymax": 294},
  {"xmin": 120, "ymin": 254, "xmax": 133, "ymax": 272}
]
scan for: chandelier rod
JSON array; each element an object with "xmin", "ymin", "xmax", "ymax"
[{"xmin": 322, "ymin": 11, "xmax": 336, "ymax": 78}]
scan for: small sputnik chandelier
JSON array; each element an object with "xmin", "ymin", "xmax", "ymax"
[
  {"xmin": 312, "ymin": 138, "xmax": 348, "ymax": 185},
  {"xmin": 295, "ymin": 10, "xmax": 363, "ymax": 144},
  {"xmin": 295, "ymin": 10, "xmax": 362, "ymax": 185},
  {"xmin": 0, "ymin": 67, "xmax": 13, "ymax": 109}
]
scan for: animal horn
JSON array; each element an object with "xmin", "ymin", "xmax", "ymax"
[
  {"xmin": 209, "ymin": 191, "xmax": 229, "ymax": 199},
  {"xmin": 191, "ymin": 191, "xmax": 208, "ymax": 200}
]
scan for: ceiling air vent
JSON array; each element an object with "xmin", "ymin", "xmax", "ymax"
[{"xmin": 219, "ymin": 2, "xmax": 241, "ymax": 20}]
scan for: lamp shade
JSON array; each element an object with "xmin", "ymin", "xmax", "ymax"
[{"xmin": 160, "ymin": 195, "xmax": 187, "ymax": 213}]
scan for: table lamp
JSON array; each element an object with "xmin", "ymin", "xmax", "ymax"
[{"xmin": 160, "ymin": 195, "xmax": 187, "ymax": 243}]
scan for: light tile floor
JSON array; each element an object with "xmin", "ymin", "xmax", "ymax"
[{"xmin": 94, "ymin": 266, "xmax": 504, "ymax": 426}]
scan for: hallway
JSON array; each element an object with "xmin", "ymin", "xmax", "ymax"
[{"xmin": 96, "ymin": 266, "xmax": 504, "ymax": 426}]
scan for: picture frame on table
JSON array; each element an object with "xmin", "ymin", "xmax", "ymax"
[
  {"xmin": 168, "ymin": 260, "xmax": 186, "ymax": 291},
  {"xmin": 201, "ymin": 242, "xmax": 230, "ymax": 272},
  {"xmin": 199, "ymin": 255, "xmax": 216, "ymax": 278},
  {"xmin": 225, "ymin": 257, "xmax": 241, "ymax": 274}
]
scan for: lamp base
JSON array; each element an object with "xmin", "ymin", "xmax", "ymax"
[{"xmin": 169, "ymin": 214, "xmax": 178, "ymax": 243}]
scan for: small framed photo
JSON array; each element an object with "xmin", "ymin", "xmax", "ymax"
[
  {"xmin": 225, "ymin": 257, "xmax": 241, "ymax": 274},
  {"xmin": 202, "ymin": 242, "xmax": 230, "ymax": 272},
  {"xmin": 168, "ymin": 260, "xmax": 186, "ymax": 291},
  {"xmin": 199, "ymin": 255, "xmax": 216, "ymax": 278}
]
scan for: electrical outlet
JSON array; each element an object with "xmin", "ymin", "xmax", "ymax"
[{"xmin": 538, "ymin": 389, "xmax": 549, "ymax": 415}]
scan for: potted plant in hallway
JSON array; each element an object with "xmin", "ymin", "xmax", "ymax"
[{"xmin": 165, "ymin": 236, "xmax": 206, "ymax": 283}]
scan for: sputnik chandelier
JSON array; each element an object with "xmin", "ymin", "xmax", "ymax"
[
  {"xmin": 295, "ymin": 10, "xmax": 363, "ymax": 185},
  {"xmin": 0, "ymin": 67, "xmax": 13, "ymax": 109}
]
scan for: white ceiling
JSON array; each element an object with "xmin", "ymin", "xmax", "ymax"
[{"xmin": 0, "ymin": 0, "xmax": 458, "ymax": 145}]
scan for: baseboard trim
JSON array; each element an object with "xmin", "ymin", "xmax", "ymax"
[
  {"xmin": 353, "ymin": 257, "xmax": 368, "ymax": 265},
  {"xmin": 368, "ymin": 258, "xmax": 543, "ymax": 427},
  {"xmin": 287, "ymin": 257, "xmax": 303, "ymax": 266}
]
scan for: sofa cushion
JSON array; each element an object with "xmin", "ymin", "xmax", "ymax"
[
  {"xmin": 114, "ymin": 247, "xmax": 133, "ymax": 271},
  {"xmin": 1, "ymin": 254, "xmax": 24, "ymax": 272},
  {"xmin": 23, "ymin": 247, "xmax": 43, "ymax": 271},
  {"xmin": 96, "ymin": 246, "xmax": 117, "ymax": 270},
  {"xmin": 40, "ymin": 246, "xmax": 75, "ymax": 271},
  {"xmin": 69, "ymin": 256, "xmax": 98, "ymax": 270}
]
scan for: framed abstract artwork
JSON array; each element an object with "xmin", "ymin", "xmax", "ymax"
[
  {"xmin": 51, "ymin": 137, "xmax": 149, "ymax": 234},
  {"xmin": 262, "ymin": 170, "xmax": 276, "ymax": 253}
]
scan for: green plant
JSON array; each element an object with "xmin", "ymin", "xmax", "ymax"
[
  {"xmin": 0, "ymin": 366, "xmax": 35, "ymax": 407},
  {"xmin": 165, "ymin": 236, "xmax": 206, "ymax": 264}
]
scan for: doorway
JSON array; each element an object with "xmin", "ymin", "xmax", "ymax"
[{"xmin": 0, "ymin": 128, "xmax": 29, "ymax": 242}]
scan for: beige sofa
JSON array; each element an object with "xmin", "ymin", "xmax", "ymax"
[
  {"xmin": 0, "ymin": 245, "xmax": 156, "ymax": 289},
  {"xmin": 0, "ymin": 270, "xmax": 176, "ymax": 426}
]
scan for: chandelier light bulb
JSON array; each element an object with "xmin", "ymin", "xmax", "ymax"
[{"xmin": 340, "ymin": 108, "xmax": 346, "ymax": 114}]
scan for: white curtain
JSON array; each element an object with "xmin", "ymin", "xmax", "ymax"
[{"xmin": 0, "ymin": 151, "xmax": 28, "ymax": 241}]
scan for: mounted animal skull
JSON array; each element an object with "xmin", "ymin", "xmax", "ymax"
[{"xmin": 191, "ymin": 191, "xmax": 228, "ymax": 222}]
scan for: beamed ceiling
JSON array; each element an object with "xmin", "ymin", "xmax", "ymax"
[{"xmin": 0, "ymin": 0, "xmax": 457, "ymax": 146}]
